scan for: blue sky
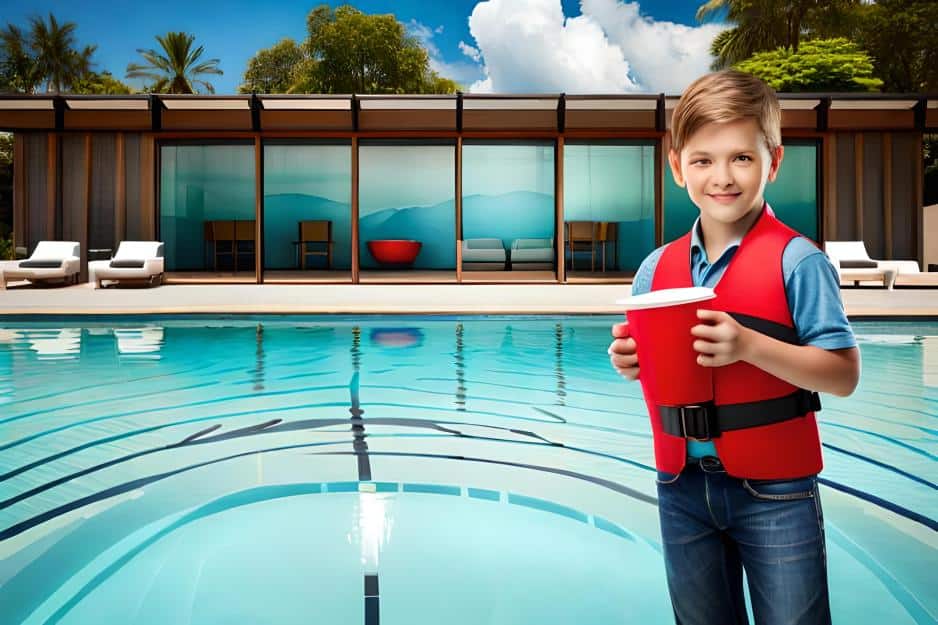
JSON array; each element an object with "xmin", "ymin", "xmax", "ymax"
[{"xmin": 0, "ymin": 0, "xmax": 728, "ymax": 94}]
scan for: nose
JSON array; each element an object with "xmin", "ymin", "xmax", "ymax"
[{"xmin": 711, "ymin": 160, "xmax": 734, "ymax": 189}]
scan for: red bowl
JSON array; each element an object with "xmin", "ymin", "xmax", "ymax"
[{"xmin": 367, "ymin": 239, "xmax": 422, "ymax": 265}]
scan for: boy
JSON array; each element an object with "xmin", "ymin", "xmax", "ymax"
[{"xmin": 608, "ymin": 70, "xmax": 860, "ymax": 625}]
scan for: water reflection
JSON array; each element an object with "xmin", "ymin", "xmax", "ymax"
[
  {"xmin": 114, "ymin": 327, "xmax": 165, "ymax": 359},
  {"xmin": 369, "ymin": 327, "xmax": 423, "ymax": 349}
]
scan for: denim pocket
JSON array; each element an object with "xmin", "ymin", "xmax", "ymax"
[
  {"xmin": 655, "ymin": 470, "xmax": 681, "ymax": 485},
  {"xmin": 742, "ymin": 476, "xmax": 816, "ymax": 501}
]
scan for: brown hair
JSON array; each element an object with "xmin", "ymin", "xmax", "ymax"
[{"xmin": 670, "ymin": 70, "xmax": 781, "ymax": 155}]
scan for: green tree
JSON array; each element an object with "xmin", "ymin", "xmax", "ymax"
[
  {"xmin": 735, "ymin": 38, "xmax": 883, "ymax": 92},
  {"xmin": 288, "ymin": 4, "xmax": 457, "ymax": 94},
  {"xmin": 73, "ymin": 70, "xmax": 133, "ymax": 94},
  {"xmin": 126, "ymin": 32, "xmax": 222, "ymax": 94},
  {"xmin": 698, "ymin": 0, "xmax": 861, "ymax": 70},
  {"xmin": 851, "ymin": 0, "xmax": 938, "ymax": 93},
  {"xmin": 0, "ymin": 14, "xmax": 96, "ymax": 93},
  {"xmin": 239, "ymin": 38, "xmax": 304, "ymax": 94}
]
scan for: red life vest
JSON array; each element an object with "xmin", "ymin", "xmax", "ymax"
[{"xmin": 644, "ymin": 207, "xmax": 824, "ymax": 479}]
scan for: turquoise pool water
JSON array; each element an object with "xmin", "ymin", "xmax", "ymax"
[{"xmin": 0, "ymin": 316, "xmax": 934, "ymax": 624}]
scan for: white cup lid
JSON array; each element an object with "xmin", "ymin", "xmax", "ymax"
[{"xmin": 615, "ymin": 286, "xmax": 716, "ymax": 311}]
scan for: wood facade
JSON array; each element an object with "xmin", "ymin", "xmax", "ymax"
[{"xmin": 5, "ymin": 93, "xmax": 934, "ymax": 284}]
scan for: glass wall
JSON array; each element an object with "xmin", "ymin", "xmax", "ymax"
[
  {"xmin": 160, "ymin": 143, "xmax": 256, "ymax": 274},
  {"xmin": 462, "ymin": 141, "xmax": 555, "ymax": 270},
  {"xmin": 664, "ymin": 140, "xmax": 820, "ymax": 244},
  {"xmin": 263, "ymin": 142, "xmax": 352, "ymax": 277},
  {"xmin": 358, "ymin": 141, "xmax": 456, "ymax": 270},
  {"xmin": 564, "ymin": 142, "xmax": 655, "ymax": 272}
]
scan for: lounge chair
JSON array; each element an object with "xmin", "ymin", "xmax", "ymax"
[
  {"xmin": 510, "ymin": 238, "xmax": 554, "ymax": 269},
  {"xmin": 461, "ymin": 238, "xmax": 507, "ymax": 270},
  {"xmin": 824, "ymin": 241, "xmax": 933, "ymax": 289},
  {"xmin": 90, "ymin": 241, "xmax": 165, "ymax": 289},
  {"xmin": 0, "ymin": 241, "xmax": 80, "ymax": 289}
]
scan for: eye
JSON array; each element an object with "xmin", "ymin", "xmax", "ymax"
[
  {"xmin": 736, "ymin": 155, "xmax": 752, "ymax": 162},
  {"xmin": 692, "ymin": 159, "xmax": 709, "ymax": 165}
]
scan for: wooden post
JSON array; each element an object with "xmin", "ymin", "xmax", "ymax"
[
  {"xmin": 140, "ymin": 134, "xmax": 156, "ymax": 239},
  {"xmin": 556, "ymin": 136, "xmax": 565, "ymax": 283},
  {"xmin": 351, "ymin": 137, "xmax": 359, "ymax": 283},
  {"xmin": 854, "ymin": 133, "xmax": 863, "ymax": 242},
  {"xmin": 823, "ymin": 133, "xmax": 836, "ymax": 242},
  {"xmin": 46, "ymin": 133, "xmax": 57, "ymax": 240},
  {"xmin": 656, "ymin": 133, "xmax": 667, "ymax": 247},
  {"xmin": 13, "ymin": 134, "xmax": 27, "ymax": 253},
  {"xmin": 81, "ymin": 134, "xmax": 91, "ymax": 282},
  {"xmin": 255, "ymin": 135, "xmax": 263, "ymax": 283},
  {"xmin": 455, "ymin": 135, "xmax": 462, "ymax": 283},
  {"xmin": 882, "ymin": 133, "xmax": 892, "ymax": 259},
  {"xmin": 115, "ymin": 132, "xmax": 126, "ymax": 244},
  {"xmin": 914, "ymin": 133, "xmax": 924, "ymax": 268}
]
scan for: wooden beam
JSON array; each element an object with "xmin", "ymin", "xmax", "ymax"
[
  {"xmin": 13, "ymin": 134, "xmax": 27, "ymax": 252},
  {"xmin": 115, "ymin": 132, "xmax": 126, "ymax": 243},
  {"xmin": 255, "ymin": 135, "xmax": 263, "ymax": 283},
  {"xmin": 556, "ymin": 136, "xmax": 565, "ymax": 283},
  {"xmin": 883, "ymin": 133, "xmax": 892, "ymax": 258},
  {"xmin": 140, "ymin": 134, "xmax": 155, "ymax": 239},
  {"xmin": 82, "ymin": 133, "xmax": 91, "ymax": 282},
  {"xmin": 914, "ymin": 132, "xmax": 924, "ymax": 268},
  {"xmin": 351, "ymin": 137, "xmax": 359, "ymax": 283},
  {"xmin": 656, "ymin": 132, "xmax": 668, "ymax": 246},
  {"xmin": 854, "ymin": 133, "xmax": 863, "ymax": 241},
  {"xmin": 46, "ymin": 133, "xmax": 56, "ymax": 239},
  {"xmin": 455, "ymin": 135, "xmax": 463, "ymax": 283},
  {"xmin": 825, "ymin": 133, "xmax": 837, "ymax": 241}
]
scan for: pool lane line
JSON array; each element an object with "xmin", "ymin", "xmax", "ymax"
[{"xmin": 365, "ymin": 574, "xmax": 380, "ymax": 625}]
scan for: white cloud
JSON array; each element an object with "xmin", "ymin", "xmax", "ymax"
[
  {"xmin": 459, "ymin": 41, "xmax": 482, "ymax": 63},
  {"xmin": 466, "ymin": 0, "xmax": 726, "ymax": 94},
  {"xmin": 408, "ymin": 19, "xmax": 485, "ymax": 88}
]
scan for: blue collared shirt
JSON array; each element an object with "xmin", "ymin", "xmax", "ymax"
[{"xmin": 629, "ymin": 209, "xmax": 856, "ymax": 458}]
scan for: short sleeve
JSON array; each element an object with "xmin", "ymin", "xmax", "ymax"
[{"xmin": 783, "ymin": 238, "xmax": 857, "ymax": 350}]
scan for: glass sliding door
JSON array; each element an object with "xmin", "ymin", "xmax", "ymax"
[
  {"xmin": 564, "ymin": 141, "xmax": 655, "ymax": 277},
  {"xmin": 159, "ymin": 142, "xmax": 256, "ymax": 280},
  {"xmin": 263, "ymin": 142, "xmax": 352, "ymax": 281},
  {"xmin": 462, "ymin": 141, "xmax": 555, "ymax": 278},
  {"xmin": 358, "ymin": 140, "xmax": 456, "ymax": 280}
]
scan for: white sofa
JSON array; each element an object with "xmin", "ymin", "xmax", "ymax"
[
  {"xmin": 510, "ymin": 238, "xmax": 554, "ymax": 268},
  {"xmin": 461, "ymin": 238, "xmax": 507, "ymax": 270},
  {"xmin": 824, "ymin": 241, "xmax": 936, "ymax": 288},
  {"xmin": 0, "ymin": 241, "xmax": 80, "ymax": 289},
  {"xmin": 91, "ymin": 241, "xmax": 165, "ymax": 288}
]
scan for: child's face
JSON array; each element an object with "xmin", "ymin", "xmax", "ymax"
[{"xmin": 668, "ymin": 118, "xmax": 784, "ymax": 228}]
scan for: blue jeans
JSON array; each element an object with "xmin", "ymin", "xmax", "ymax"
[{"xmin": 656, "ymin": 456, "xmax": 831, "ymax": 625}]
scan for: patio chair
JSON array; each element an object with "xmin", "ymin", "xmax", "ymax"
[
  {"xmin": 565, "ymin": 221, "xmax": 598, "ymax": 271},
  {"xmin": 91, "ymin": 241, "xmax": 165, "ymax": 289},
  {"xmin": 0, "ymin": 241, "xmax": 80, "ymax": 289},
  {"xmin": 510, "ymin": 238, "xmax": 554, "ymax": 269},
  {"xmin": 297, "ymin": 220, "xmax": 333, "ymax": 269},
  {"xmin": 824, "ymin": 241, "xmax": 922, "ymax": 289},
  {"xmin": 461, "ymin": 238, "xmax": 507, "ymax": 270}
]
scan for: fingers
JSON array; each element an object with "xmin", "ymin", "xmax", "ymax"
[
  {"xmin": 611, "ymin": 321, "xmax": 630, "ymax": 338},
  {"xmin": 693, "ymin": 339, "xmax": 729, "ymax": 356},
  {"xmin": 608, "ymin": 336, "xmax": 637, "ymax": 355}
]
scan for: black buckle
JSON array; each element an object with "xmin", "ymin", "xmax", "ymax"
[{"xmin": 678, "ymin": 402, "xmax": 717, "ymax": 441}]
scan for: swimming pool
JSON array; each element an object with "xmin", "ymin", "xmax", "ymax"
[{"xmin": 0, "ymin": 316, "xmax": 934, "ymax": 624}]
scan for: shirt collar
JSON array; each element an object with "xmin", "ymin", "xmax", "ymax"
[{"xmin": 690, "ymin": 199, "xmax": 771, "ymax": 258}]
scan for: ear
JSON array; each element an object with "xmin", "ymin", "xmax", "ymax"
[
  {"xmin": 668, "ymin": 149, "xmax": 685, "ymax": 188},
  {"xmin": 766, "ymin": 145, "xmax": 784, "ymax": 182}
]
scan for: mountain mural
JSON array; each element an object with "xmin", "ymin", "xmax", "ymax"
[{"xmin": 263, "ymin": 194, "xmax": 352, "ymax": 269}]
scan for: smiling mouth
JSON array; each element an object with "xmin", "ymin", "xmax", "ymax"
[{"xmin": 709, "ymin": 193, "xmax": 741, "ymax": 198}]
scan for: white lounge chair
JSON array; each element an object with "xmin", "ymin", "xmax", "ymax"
[
  {"xmin": 0, "ymin": 241, "xmax": 80, "ymax": 289},
  {"xmin": 462, "ymin": 238, "xmax": 507, "ymax": 270},
  {"xmin": 824, "ymin": 241, "xmax": 935, "ymax": 289},
  {"xmin": 91, "ymin": 241, "xmax": 165, "ymax": 289}
]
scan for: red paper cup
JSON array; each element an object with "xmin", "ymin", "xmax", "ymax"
[{"xmin": 616, "ymin": 287, "xmax": 716, "ymax": 407}]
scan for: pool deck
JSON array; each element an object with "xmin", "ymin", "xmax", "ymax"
[{"xmin": 0, "ymin": 282, "xmax": 936, "ymax": 317}]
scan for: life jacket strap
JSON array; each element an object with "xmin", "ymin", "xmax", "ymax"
[{"xmin": 659, "ymin": 389, "xmax": 821, "ymax": 441}]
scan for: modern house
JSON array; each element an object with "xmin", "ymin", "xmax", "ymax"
[{"xmin": 2, "ymin": 92, "xmax": 935, "ymax": 285}]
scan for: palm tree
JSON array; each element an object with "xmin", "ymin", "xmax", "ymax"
[
  {"xmin": 0, "ymin": 24, "xmax": 42, "ymax": 93},
  {"xmin": 29, "ymin": 12, "xmax": 95, "ymax": 93},
  {"xmin": 126, "ymin": 32, "xmax": 222, "ymax": 94},
  {"xmin": 697, "ymin": 0, "xmax": 862, "ymax": 70}
]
